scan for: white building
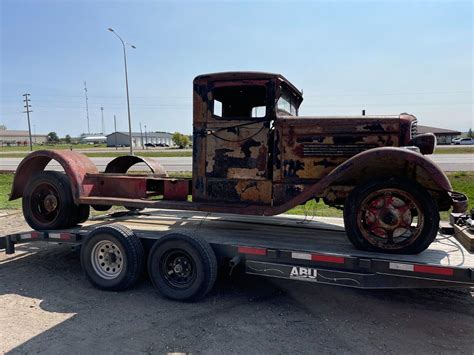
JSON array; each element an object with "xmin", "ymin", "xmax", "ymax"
[
  {"xmin": 0, "ymin": 128, "xmax": 48, "ymax": 146},
  {"xmin": 106, "ymin": 131, "xmax": 174, "ymax": 147}
]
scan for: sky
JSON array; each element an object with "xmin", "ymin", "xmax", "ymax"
[{"xmin": 1, "ymin": 0, "xmax": 473, "ymax": 137}]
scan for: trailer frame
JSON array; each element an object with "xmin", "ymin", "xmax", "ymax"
[{"xmin": 1, "ymin": 210, "xmax": 473, "ymax": 299}]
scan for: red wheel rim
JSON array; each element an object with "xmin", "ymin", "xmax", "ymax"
[{"xmin": 356, "ymin": 188, "xmax": 424, "ymax": 250}]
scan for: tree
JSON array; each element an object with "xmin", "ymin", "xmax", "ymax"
[
  {"xmin": 64, "ymin": 134, "xmax": 72, "ymax": 144},
  {"xmin": 172, "ymin": 132, "xmax": 190, "ymax": 148},
  {"xmin": 468, "ymin": 128, "xmax": 473, "ymax": 138},
  {"xmin": 47, "ymin": 132, "xmax": 59, "ymax": 144}
]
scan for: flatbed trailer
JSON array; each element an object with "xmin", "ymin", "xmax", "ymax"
[{"xmin": 1, "ymin": 209, "xmax": 473, "ymax": 301}]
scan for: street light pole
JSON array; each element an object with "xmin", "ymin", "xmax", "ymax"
[
  {"xmin": 108, "ymin": 27, "xmax": 136, "ymax": 155},
  {"xmin": 114, "ymin": 115, "xmax": 118, "ymax": 150}
]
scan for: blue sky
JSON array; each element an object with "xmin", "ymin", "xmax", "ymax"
[{"xmin": 1, "ymin": 0, "xmax": 472, "ymax": 136}]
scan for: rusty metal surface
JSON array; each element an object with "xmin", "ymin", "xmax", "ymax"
[
  {"xmin": 12, "ymin": 73, "xmax": 463, "ymax": 219},
  {"xmin": 164, "ymin": 180, "xmax": 189, "ymax": 201},
  {"xmin": 10, "ymin": 150, "xmax": 98, "ymax": 202},
  {"xmin": 104, "ymin": 155, "xmax": 167, "ymax": 176}
]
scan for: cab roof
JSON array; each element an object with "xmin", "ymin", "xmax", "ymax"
[{"xmin": 193, "ymin": 71, "xmax": 302, "ymax": 96}]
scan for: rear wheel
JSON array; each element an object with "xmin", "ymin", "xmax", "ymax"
[
  {"xmin": 148, "ymin": 233, "xmax": 217, "ymax": 301},
  {"xmin": 343, "ymin": 179, "xmax": 439, "ymax": 254},
  {"xmin": 80, "ymin": 224, "xmax": 144, "ymax": 291},
  {"xmin": 22, "ymin": 171, "xmax": 77, "ymax": 230}
]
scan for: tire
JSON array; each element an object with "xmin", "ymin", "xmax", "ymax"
[
  {"xmin": 92, "ymin": 204, "xmax": 112, "ymax": 212},
  {"xmin": 80, "ymin": 224, "xmax": 144, "ymax": 291},
  {"xmin": 148, "ymin": 233, "xmax": 217, "ymax": 301},
  {"xmin": 22, "ymin": 171, "xmax": 77, "ymax": 230},
  {"xmin": 343, "ymin": 178, "xmax": 439, "ymax": 254},
  {"xmin": 75, "ymin": 204, "xmax": 90, "ymax": 224}
]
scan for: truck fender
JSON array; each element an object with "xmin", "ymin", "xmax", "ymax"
[
  {"xmin": 9, "ymin": 150, "xmax": 99, "ymax": 202},
  {"xmin": 104, "ymin": 155, "xmax": 168, "ymax": 176},
  {"xmin": 318, "ymin": 147, "xmax": 451, "ymax": 192},
  {"xmin": 265, "ymin": 147, "xmax": 452, "ymax": 216}
]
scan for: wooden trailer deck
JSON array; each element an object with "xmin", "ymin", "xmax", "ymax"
[{"xmin": 78, "ymin": 209, "xmax": 474, "ymax": 269}]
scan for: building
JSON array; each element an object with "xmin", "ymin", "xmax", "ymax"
[
  {"xmin": 106, "ymin": 131, "xmax": 174, "ymax": 148},
  {"xmin": 0, "ymin": 128, "xmax": 48, "ymax": 146},
  {"xmin": 417, "ymin": 125, "xmax": 461, "ymax": 145},
  {"xmin": 81, "ymin": 135, "xmax": 108, "ymax": 144}
]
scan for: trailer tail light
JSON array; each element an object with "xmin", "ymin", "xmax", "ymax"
[
  {"xmin": 238, "ymin": 246, "xmax": 267, "ymax": 256},
  {"xmin": 292, "ymin": 252, "xmax": 345, "ymax": 264},
  {"xmin": 389, "ymin": 262, "xmax": 454, "ymax": 276},
  {"xmin": 49, "ymin": 232, "xmax": 74, "ymax": 241},
  {"xmin": 20, "ymin": 232, "xmax": 40, "ymax": 240}
]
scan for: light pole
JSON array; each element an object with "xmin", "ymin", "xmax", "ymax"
[{"xmin": 108, "ymin": 27, "xmax": 136, "ymax": 155}]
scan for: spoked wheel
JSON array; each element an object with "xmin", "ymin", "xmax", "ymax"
[
  {"xmin": 22, "ymin": 171, "xmax": 77, "ymax": 230},
  {"xmin": 344, "ymin": 179, "xmax": 439, "ymax": 254},
  {"xmin": 81, "ymin": 224, "xmax": 144, "ymax": 291},
  {"xmin": 148, "ymin": 233, "xmax": 217, "ymax": 301}
]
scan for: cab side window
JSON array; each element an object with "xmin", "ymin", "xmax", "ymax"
[{"xmin": 213, "ymin": 85, "xmax": 267, "ymax": 119}]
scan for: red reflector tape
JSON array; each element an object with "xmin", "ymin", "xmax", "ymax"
[
  {"xmin": 413, "ymin": 265, "xmax": 454, "ymax": 276},
  {"xmin": 311, "ymin": 254, "xmax": 345, "ymax": 264},
  {"xmin": 238, "ymin": 246, "xmax": 266, "ymax": 256},
  {"xmin": 49, "ymin": 233, "xmax": 72, "ymax": 240}
]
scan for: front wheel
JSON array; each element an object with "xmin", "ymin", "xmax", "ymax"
[{"xmin": 343, "ymin": 179, "xmax": 439, "ymax": 254}]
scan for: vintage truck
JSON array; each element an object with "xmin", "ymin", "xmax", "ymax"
[{"xmin": 9, "ymin": 72, "xmax": 468, "ymax": 256}]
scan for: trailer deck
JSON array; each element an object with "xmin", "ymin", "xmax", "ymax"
[{"xmin": 2, "ymin": 209, "xmax": 473, "ymax": 295}]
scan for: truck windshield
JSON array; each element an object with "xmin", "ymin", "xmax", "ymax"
[{"xmin": 277, "ymin": 88, "xmax": 298, "ymax": 116}]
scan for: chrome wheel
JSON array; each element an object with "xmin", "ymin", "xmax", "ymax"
[{"xmin": 91, "ymin": 240, "xmax": 125, "ymax": 280}]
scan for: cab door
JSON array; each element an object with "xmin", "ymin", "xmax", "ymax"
[{"xmin": 202, "ymin": 82, "xmax": 273, "ymax": 204}]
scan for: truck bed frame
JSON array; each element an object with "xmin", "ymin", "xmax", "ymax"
[{"xmin": 1, "ymin": 210, "xmax": 473, "ymax": 292}]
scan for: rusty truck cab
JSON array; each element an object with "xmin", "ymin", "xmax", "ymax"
[{"xmin": 192, "ymin": 72, "xmax": 303, "ymax": 205}]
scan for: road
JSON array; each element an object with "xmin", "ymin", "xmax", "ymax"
[
  {"xmin": 0, "ymin": 213, "xmax": 472, "ymax": 353},
  {"xmin": 1, "ymin": 154, "xmax": 473, "ymax": 172}
]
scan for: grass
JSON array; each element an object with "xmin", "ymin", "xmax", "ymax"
[
  {"xmin": 434, "ymin": 146, "xmax": 474, "ymax": 154},
  {"xmin": 1, "ymin": 172, "xmax": 472, "ymax": 222}
]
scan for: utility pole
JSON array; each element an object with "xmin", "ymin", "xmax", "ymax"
[
  {"xmin": 100, "ymin": 107, "xmax": 105, "ymax": 134},
  {"xmin": 84, "ymin": 82, "xmax": 90, "ymax": 134},
  {"xmin": 114, "ymin": 115, "xmax": 118, "ymax": 150},
  {"xmin": 139, "ymin": 122, "xmax": 144, "ymax": 149},
  {"xmin": 22, "ymin": 93, "xmax": 33, "ymax": 151},
  {"xmin": 144, "ymin": 124, "xmax": 148, "ymax": 149}
]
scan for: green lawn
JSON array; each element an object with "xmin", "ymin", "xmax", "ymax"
[
  {"xmin": 1, "ymin": 172, "xmax": 472, "ymax": 222},
  {"xmin": 434, "ymin": 146, "xmax": 474, "ymax": 154}
]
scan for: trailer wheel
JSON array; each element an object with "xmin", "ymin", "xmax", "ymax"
[
  {"xmin": 81, "ymin": 224, "xmax": 144, "ymax": 291},
  {"xmin": 344, "ymin": 179, "xmax": 439, "ymax": 254},
  {"xmin": 148, "ymin": 233, "xmax": 217, "ymax": 301},
  {"xmin": 22, "ymin": 171, "xmax": 77, "ymax": 230},
  {"xmin": 124, "ymin": 206, "xmax": 144, "ymax": 212}
]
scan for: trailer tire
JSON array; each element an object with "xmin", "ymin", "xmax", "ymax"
[
  {"xmin": 22, "ymin": 171, "xmax": 77, "ymax": 230},
  {"xmin": 81, "ymin": 224, "xmax": 144, "ymax": 291},
  {"xmin": 344, "ymin": 178, "xmax": 439, "ymax": 254},
  {"xmin": 148, "ymin": 233, "xmax": 217, "ymax": 301}
]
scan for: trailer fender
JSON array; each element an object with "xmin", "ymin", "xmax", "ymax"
[
  {"xmin": 9, "ymin": 150, "xmax": 99, "ymax": 202},
  {"xmin": 104, "ymin": 155, "xmax": 168, "ymax": 176}
]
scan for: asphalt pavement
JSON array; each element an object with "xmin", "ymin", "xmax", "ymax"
[{"xmin": 1, "ymin": 154, "xmax": 473, "ymax": 172}]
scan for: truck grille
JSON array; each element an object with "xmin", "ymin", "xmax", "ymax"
[
  {"xmin": 303, "ymin": 144, "xmax": 376, "ymax": 157},
  {"xmin": 411, "ymin": 119, "xmax": 418, "ymax": 138}
]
